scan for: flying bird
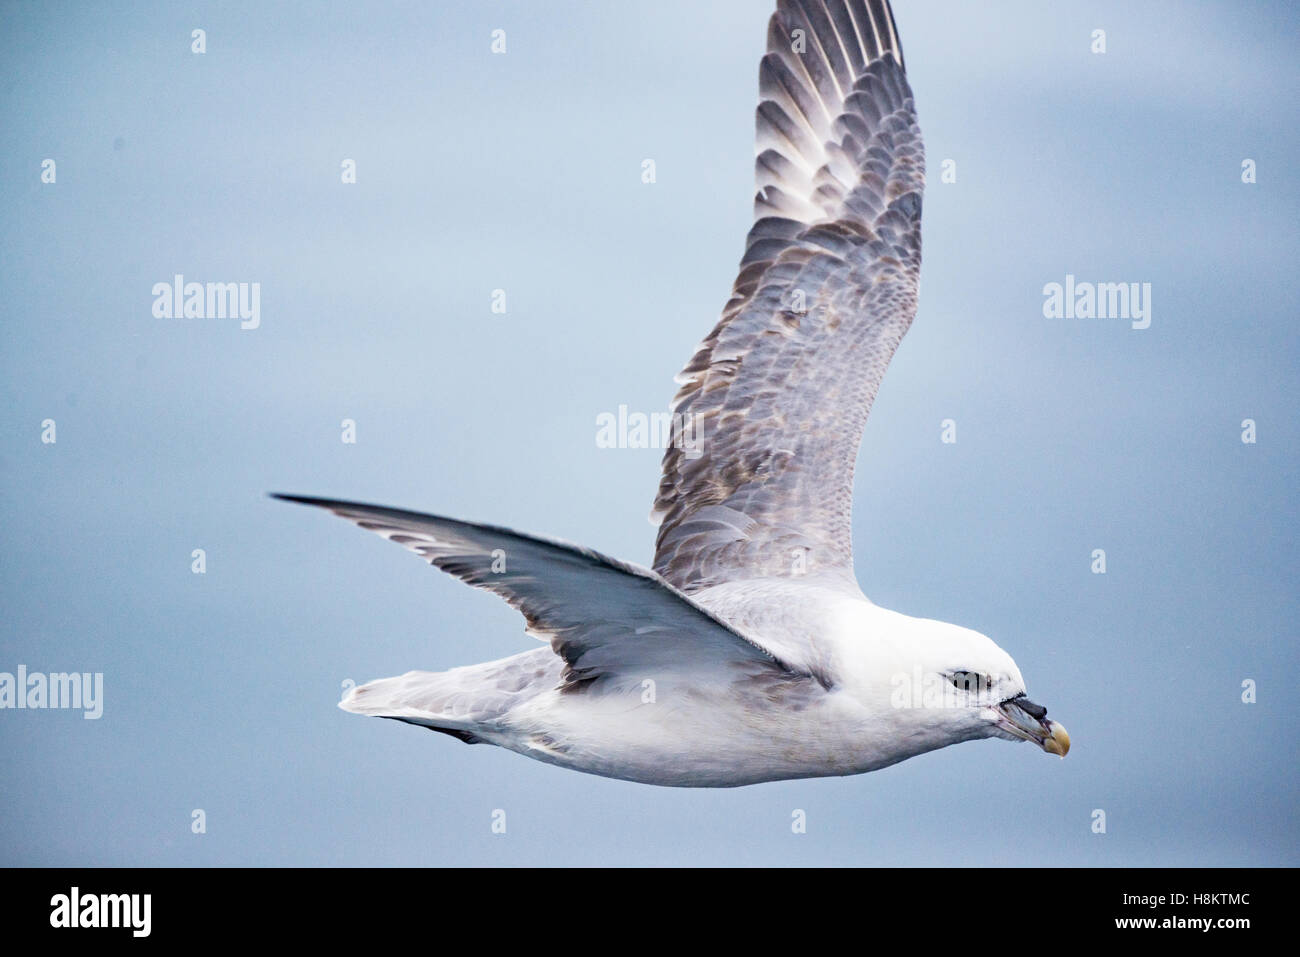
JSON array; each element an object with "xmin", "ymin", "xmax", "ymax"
[{"xmin": 277, "ymin": 0, "xmax": 1068, "ymax": 787}]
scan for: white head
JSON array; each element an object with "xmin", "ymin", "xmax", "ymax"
[{"xmin": 837, "ymin": 604, "xmax": 1070, "ymax": 765}]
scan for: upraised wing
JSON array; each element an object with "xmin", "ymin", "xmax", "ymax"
[{"xmin": 652, "ymin": 0, "xmax": 924, "ymax": 593}]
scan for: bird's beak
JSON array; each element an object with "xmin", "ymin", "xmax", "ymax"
[{"xmin": 995, "ymin": 696, "xmax": 1070, "ymax": 757}]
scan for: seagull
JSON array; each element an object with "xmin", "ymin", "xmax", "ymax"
[{"xmin": 276, "ymin": 0, "xmax": 1068, "ymax": 787}]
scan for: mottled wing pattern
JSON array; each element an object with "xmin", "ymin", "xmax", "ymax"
[
  {"xmin": 652, "ymin": 0, "xmax": 924, "ymax": 593},
  {"xmin": 275, "ymin": 495, "xmax": 800, "ymax": 688}
]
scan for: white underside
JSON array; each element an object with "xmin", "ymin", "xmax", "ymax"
[{"xmin": 342, "ymin": 582, "xmax": 1019, "ymax": 787}]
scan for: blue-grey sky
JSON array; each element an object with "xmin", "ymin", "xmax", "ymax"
[{"xmin": 1, "ymin": 0, "xmax": 1296, "ymax": 865}]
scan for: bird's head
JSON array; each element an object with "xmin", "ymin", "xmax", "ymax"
[{"xmin": 854, "ymin": 610, "xmax": 1071, "ymax": 760}]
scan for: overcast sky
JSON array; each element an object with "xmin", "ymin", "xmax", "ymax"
[{"xmin": 1, "ymin": 0, "xmax": 1296, "ymax": 865}]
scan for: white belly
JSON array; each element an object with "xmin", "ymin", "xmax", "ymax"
[{"xmin": 482, "ymin": 680, "xmax": 913, "ymax": 788}]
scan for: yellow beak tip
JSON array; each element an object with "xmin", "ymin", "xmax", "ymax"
[{"xmin": 1043, "ymin": 722, "xmax": 1070, "ymax": 757}]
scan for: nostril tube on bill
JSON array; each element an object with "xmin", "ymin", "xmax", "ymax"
[{"xmin": 1012, "ymin": 695, "xmax": 1047, "ymax": 720}]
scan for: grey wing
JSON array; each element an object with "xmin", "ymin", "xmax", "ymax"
[
  {"xmin": 274, "ymin": 495, "xmax": 806, "ymax": 688},
  {"xmin": 652, "ymin": 0, "xmax": 924, "ymax": 593}
]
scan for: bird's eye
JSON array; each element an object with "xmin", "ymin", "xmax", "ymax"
[{"xmin": 949, "ymin": 671, "xmax": 985, "ymax": 693}]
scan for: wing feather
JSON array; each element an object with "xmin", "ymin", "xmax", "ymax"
[
  {"xmin": 275, "ymin": 495, "xmax": 804, "ymax": 690},
  {"xmin": 652, "ymin": 0, "xmax": 923, "ymax": 593}
]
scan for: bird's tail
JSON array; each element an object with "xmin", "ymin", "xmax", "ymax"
[
  {"xmin": 340, "ymin": 650, "xmax": 558, "ymax": 745},
  {"xmin": 341, "ymin": 671, "xmax": 483, "ymax": 743}
]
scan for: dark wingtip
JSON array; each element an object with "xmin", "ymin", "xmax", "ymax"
[{"xmin": 269, "ymin": 492, "xmax": 327, "ymax": 506}]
